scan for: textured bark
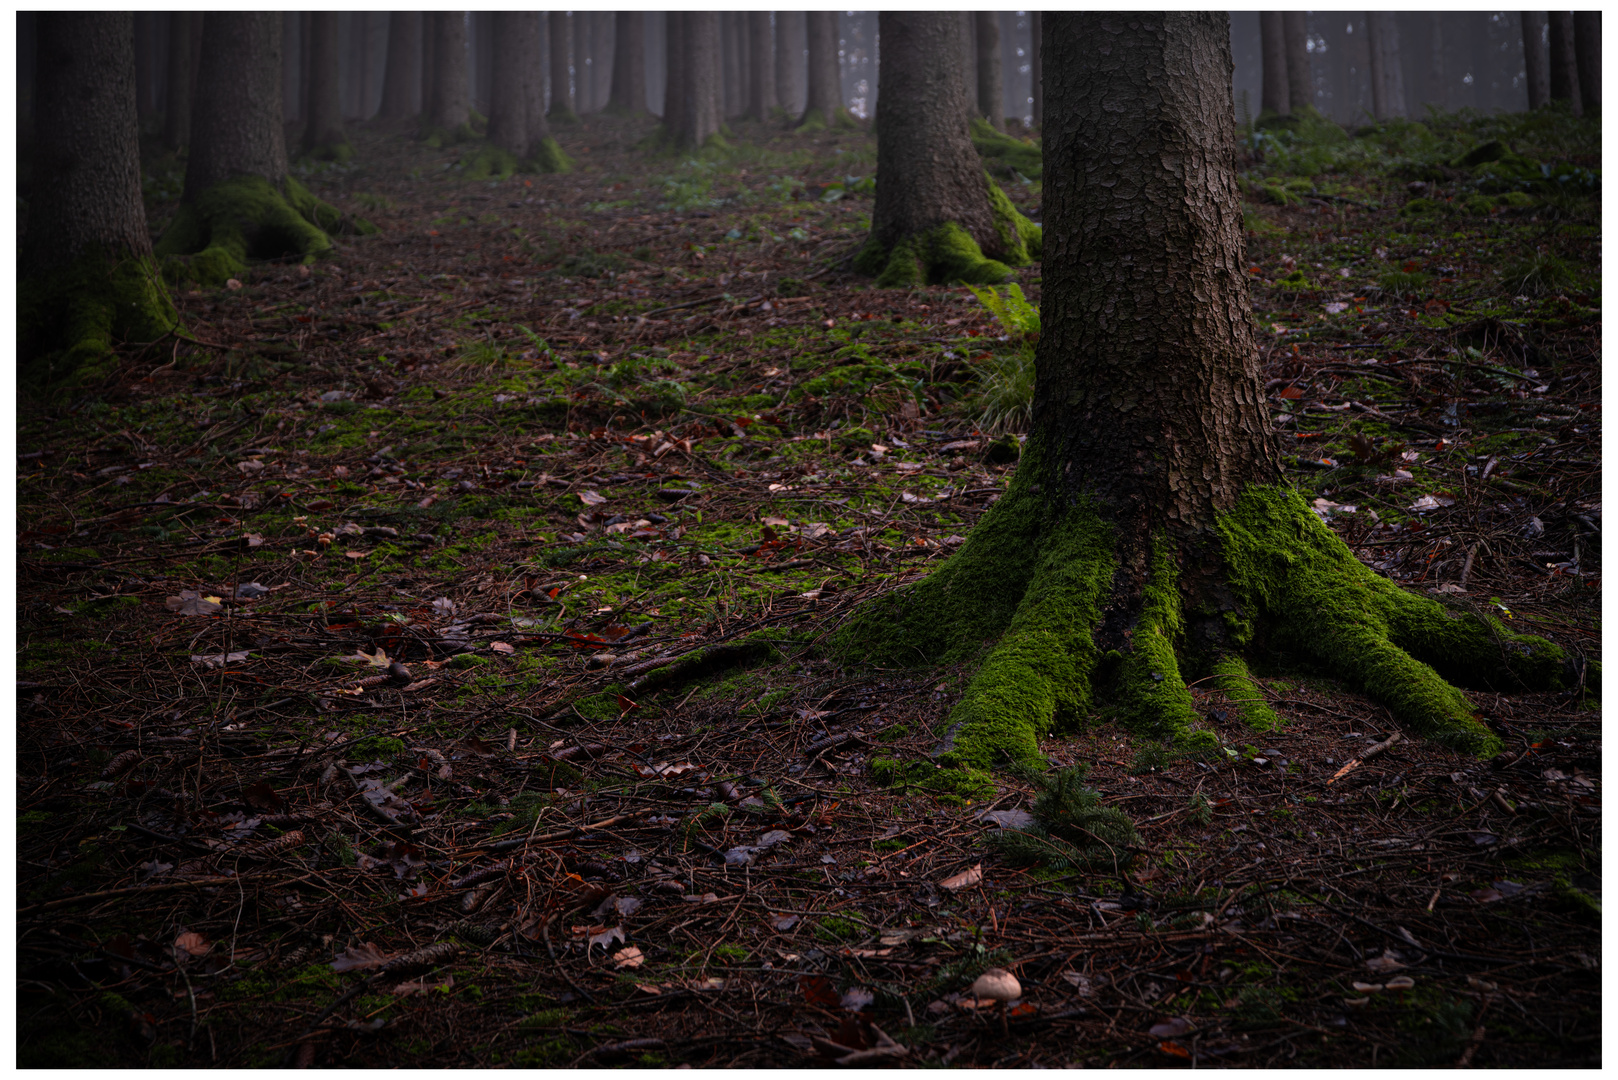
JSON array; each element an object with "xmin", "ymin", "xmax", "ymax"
[
  {"xmin": 1040, "ymin": 11, "xmax": 1277, "ymax": 533},
  {"xmin": 1573, "ymin": 11, "xmax": 1600, "ymax": 112},
  {"xmin": 548, "ymin": 12, "xmax": 575, "ymax": 120},
  {"xmin": 1366, "ymin": 12, "xmax": 1406, "ymax": 120},
  {"xmin": 865, "ymin": 13, "xmax": 1000, "ymax": 258},
  {"xmin": 961, "ymin": 13, "xmax": 977, "ymax": 111},
  {"xmin": 974, "ymin": 11, "xmax": 1003, "ymax": 128},
  {"xmin": 523, "ymin": 13, "xmax": 553, "ymax": 147},
  {"xmin": 664, "ymin": 12, "xmax": 686, "ymax": 131},
  {"xmin": 1521, "ymin": 12, "xmax": 1549, "ymax": 110},
  {"xmin": 747, "ymin": 11, "xmax": 776, "ymax": 121},
  {"xmin": 378, "ymin": 12, "xmax": 422, "ymax": 120},
  {"xmin": 1282, "ymin": 11, "xmax": 1310, "ymax": 113},
  {"xmin": 427, "ymin": 11, "xmax": 470, "ymax": 134},
  {"xmin": 1425, "ymin": 14, "xmax": 1447, "ymax": 109},
  {"xmin": 350, "ymin": 12, "xmax": 371, "ymax": 119},
  {"xmin": 164, "ymin": 11, "xmax": 193, "ymax": 150},
  {"xmin": 135, "ymin": 14, "xmax": 158, "ymax": 124},
  {"xmin": 609, "ymin": 11, "xmax": 647, "ymax": 113},
  {"xmin": 801, "ymin": 10, "xmax": 841, "ymax": 125},
  {"xmin": 302, "ymin": 13, "xmax": 346, "ymax": 155},
  {"xmin": 1259, "ymin": 11, "xmax": 1288, "ymax": 114},
  {"xmin": 1548, "ymin": 12, "xmax": 1581, "ymax": 114},
  {"xmin": 664, "ymin": 12, "xmax": 720, "ymax": 149},
  {"xmin": 487, "ymin": 10, "xmax": 528, "ymax": 157},
  {"xmin": 1029, "ymin": 12, "xmax": 1041, "ymax": 129},
  {"xmin": 775, "ymin": 11, "xmax": 805, "ymax": 115},
  {"xmin": 25, "ymin": 13, "xmax": 153, "ymax": 275},
  {"xmin": 184, "ymin": 12, "xmax": 287, "ymax": 198},
  {"xmin": 721, "ymin": 12, "xmax": 741, "ymax": 119},
  {"xmin": 593, "ymin": 13, "xmax": 615, "ymax": 110},
  {"xmin": 574, "ymin": 10, "xmax": 591, "ymax": 113},
  {"xmin": 422, "ymin": 15, "xmax": 437, "ymax": 117}
]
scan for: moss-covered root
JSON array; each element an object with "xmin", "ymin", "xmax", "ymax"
[
  {"xmin": 856, "ymin": 179, "xmax": 1041, "ymax": 288},
  {"xmin": 422, "ymin": 123, "xmax": 477, "ymax": 149},
  {"xmin": 155, "ymin": 175, "xmax": 373, "ymax": 286},
  {"xmin": 20, "ymin": 247, "xmax": 177, "ymax": 389},
  {"xmin": 1210, "ymin": 655, "xmax": 1283, "ymax": 731},
  {"xmin": 464, "ymin": 144, "xmax": 520, "ymax": 181},
  {"xmin": 301, "ymin": 139, "xmax": 355, "ymax": 164},
  {"xmin": 1219, "ymin": 487, "xmax": 1572, "ymax": 756},
  {"xmin": 796, "ymin": 106, "xmax": 859, "ymax": 132},
  {"xmin": 526, "ymin": 136, "xmax": 572, "ymax": 174}
]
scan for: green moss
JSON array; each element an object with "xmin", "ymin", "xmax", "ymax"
[
  {"xmin": 859, "ymin": 221, "xmax": 1014, "ymax": 289},
  {"xmin": 1211, "ymin": 655, "xmax": 1283, "ymax": 730},
  {"xmin": 422, "ymin": 123, "xmax": 477, "ymax": 148},
  {"xmin": 970, "ymin": 116, "xmax": 1043, "ymax": 179},
  {"xmin": 447, "ymin": 652, "xmax": 492, "ymax": 669},
  {"xmin": 1107, "ymin": 539, "xmax": 1200, "ymax": 741},
  {"xmin": 301, "ymin": 138, "xmax": 355, "ymax": 164},
  {"xmin": 526, "ymin": 136, "xmax": 572, "ymax": 174},
  {"xmin": 869, "ymin": 756, "xmax": 997, "ymax": 805},
  {"xmin": 20, "ymin": 246, "xmax": 177, "ymax": 390},
  {"xmin": 986, "ymin": 179, "xmax": 1042, "ymax": 261},
  {"xmin": 464, "ymin": 144, "xmax": 520, "ymax": 181}
]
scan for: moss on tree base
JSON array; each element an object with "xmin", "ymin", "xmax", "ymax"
[
  {"xmin": 155, "ymin": 175, "xmax": 374, "ymax": 285},
  {"xmin": 834, "ymin": 435, "xmax": 1577, "ymax": 782},
  {"xmin": 300, "ymin": 139, "xmax": 355, "ymax": 164},
  {"xmin": 20, "ymin": 246, "xmax": 177, "ymax": 390},
  {"xmin": 527, "ymin": 137, "xmax": 572, "ymax": 174},
  {"xmin": 422, "ymin": 124, "xmax": 477, "ymax": 149},
  {"xmin": 796, "ymin": 106, "xmax": 859, "ymax": 132},
  {"xmin": 857, "ymin": 177, "xmax": 1042, "ymax": 287}
]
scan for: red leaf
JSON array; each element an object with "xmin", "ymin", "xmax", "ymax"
[
  {"xmin": 1278, "ymin": 386, "xmax": 1303, "ymax": 400},
  {"xmin": 617, "ymin": 693, "xmax": 639, "ymax": 714},
  {"xmin": 799, "ymin": 974, "xmax": 842, "ymax": 1009}
]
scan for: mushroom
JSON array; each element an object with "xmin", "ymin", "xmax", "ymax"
[{"xmin": 970, "ymin": 967, "xmax": 1022, "ymax": 1035}]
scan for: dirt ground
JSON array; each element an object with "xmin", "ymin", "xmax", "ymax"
[{"xmin": 16, "ymin": 108, "xmax": 1600, "ymax": 1067}]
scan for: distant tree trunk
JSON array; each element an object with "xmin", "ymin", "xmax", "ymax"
[
  {"xmin": 473, "ymin": 11, "xmax": 494, "ymax": 116},
  {"xmin": 1259, "ymin": 11, "xmax": 1289, "ymax": 115},
  {"xmin": 775, "ymin": 11, "xmax": 805, "ymax": 115},
  {"xmin": 549, "ymin": 12, "xmax": 576, "ymax": 121},
  {"xmin": 801, "ymin": 10, "xmax": 842, "ymax": 126},
  {"xmin": 421, "ymin": 15, "xmax": 437, "ymax": 118},
  {"xmin": 594, "ymin": 12, "xmax": 614, "ymax": 109},
  {"xmin": 853, "ymin": 12, "xmax": 1040, "ymax": 287},
  {"xmin": 1521, "ymin": 12, "xmax": 1549, "ymax": 110},
  {"xmin": 164, "ymin": 11, "xmax": 193, "ymax": 150},
  {"xmin": 1548, "ymin": 11, "xmax": 1581, "ymax": 114},
  {"xmin": 135, "ymin": 13, "xmax": 158, "ymax": 127},
  {"xmin": 1283, "ymin": 11, "xmax": 1311, "ymax": 114},
  {"xmin": 974, "ymin": 12, "xmax": 1003, "ymax": 127},
  {"xmin": 1029, "ymin": 12, "xmax": 1041, "ymax": 129},
  {"xmin": 1573, "ymin": 11, "xmax": 1600, "ymax": 113},
  {"xmin": 487, "ymin": 10, "xmax": 527, "ymax": 158},
  {"xmin": 747, "ymin": 12, "xmax": 777, "ymax": 122},
  {"xmin": 609, "ymin": 12, "xmax": 646, "ymax": 114},
  {"xmin": 574, "ymin": 10, "xmax": 591, "ymax": 113},
  {"xmin": 520, "ymin": 12, "xmax": 565, "ymax": 171},
  {"xmin": 664, "ymin": 12, "xmax": 687, "ymax": 130},
  {"xmin": 426, "ymin": 11, "xmax": 471, "ymax": 139},
  {"xmin": 720, "ymin": 12, "xmax": 740, "ymax": 118},
  {"xmin": 23, "ymin": 12, "xmax": 175, "ymax": 384},
  {"xmin": 663, "ymin": 11, "xmax": 720, "ymax": 149},
  {"xmin": 1426, "ymin": 13, "xmax": 1449, "ymax": 109},
  {"xmin": 303, "ymin": 12, "xmax": 347, "ymax": 158},
  {"xmin": 1366, "ymin": 12, "xmax": 1406, "ymax": 119},
  {"xmin": 350, "ymin": 12, "xmax": 371, "ymax": 119},
  {"xmin": 732, "ymin": 12, "xmax": 751, "ymax": 120},
  {"xmin": 378, "ymin": 12, "xmax": 421, "ymax": 120}
]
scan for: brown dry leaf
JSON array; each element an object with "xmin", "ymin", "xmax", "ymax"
[
  {"xmin": 166, "ymin": 591, "xmax": 222, "ymax": 616},
  {"xmin": 173, "ymin": 931, "xmax": 212, "ymax": 959},
  {"xmin": 613, "ymin": 946, "xmax": 645, "ymax": 969},
  {"xmin": 392, "ymin": 973, "xmax": 454, "ymax": 995},
  {"xmin": 490, "ymin": 641, "xmax": 515, "ymax": 654},
  {"xmin": 579, "ymin": 489, "xmax": 607, "ymax": 506},
  {"xmin": 331, "ymin": 942, "xmax": 391, "ymax": 973},
  {"xmin": 586, "ymin": 924, "xmax": 626, "ymax": 951},
  {"xmin": 939, "ymin": 863, "xmax": 983, "ymax": 892}
]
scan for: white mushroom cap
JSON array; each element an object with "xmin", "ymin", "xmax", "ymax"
[{"xmin": 971, "ymin": 967, "xmax": 1022, "ymax": 1003}]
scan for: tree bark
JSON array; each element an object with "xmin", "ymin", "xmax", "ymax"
[
  {"xmin": 609, "ymin": 11, "xmax": 647, "ymax": 114},
  {"xmin": 1573, "ymin": 11, "xmax": 1600, "ymax": 113},
  {"xmin": 853, "ymin": 12, "xmax": 1039, "ymax": 287},
  {"xmin": 134, "ymin": 13, "xmax": 158, "ymax": 126},
  {"xmin": 472, "ymin": 11, "xmax": 493, "ymax": 117},
  {"xmin": 836, "ymin": 10, "xmax": 1571, "ymax": 778},
  {"xmin": 421, "ymin": 14, "xmax": 437, "ymax": 119},
  {"xmin": 747, "ymin": 11, "xmax": 776, "ymax": 122},
  {"xmin": 593, "ymin": 12, "xmax": 615, "ymax": 111},
  {"xmin": 302, "ymin": 12, "xmax": 347, "ymax": 157},
  {"xmin": 351, "ymin": 12, "xmax": 371, "ymax": 120},
  {"xmin": 974, "ymin": 11, "xmax": 1003, "ymax": 128},
  {"xmin": 574, "ymin": 9, "xmax": 591, "ymax": 114},
  {"xmin": 1029, "ymin": 12, "xmax": 1042, "ymax": 129},
  {"xmin": 775, "ymin": 11, "xmax": 805, "ymax": 116},
  {"xmin": 427, "ymin": 11, "xmax": 471, "ymax": 137},
  {"xmin": 1548, "ymin": 11, "xmax": 1581, "ymax": 114},
  {"xmin": 378, "ymin": 12, "xmax": 421, "ymax": 120},
  {"xmin": 721, "ymin": 11, "xmax": 742, "ymax": 119},
  {"xmin": 1259, "ymin": 11, "xmax": 1288, "ymax": 114},
  {"xmin": 548, "ymin": 12, "xmax": 575, "ymax": 121},
  {"xmin": 1521, "ymin": 12, "xmax": 1549, "ymax": 110},
  {"xmin": 487, "ymin": 10, "xmax": 528, "ymax": 158},
  {"xmin": 801, "ymin": 10, "xmax": 842, "ymax": 127},
  {"xmin": 663, "ymin": 11, "xmax": 720, "ymax": 149},
  {"xmin": 1283, "ymin": 11, "xmax": 1311, "ymax": 114},
  {"xmin": 164, "ymin": 11, "xmax": 193, "ymax": 150},
  {"xmin": 1366, "ymin": 12, "xmax": 1406, "ymax": 120},
  {"xmin": 1425, "ymin": 14, "xmax": 1448, "ymax": 110}
]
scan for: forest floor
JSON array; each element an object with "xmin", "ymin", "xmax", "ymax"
[{"xmin": 16, "ymin": 106, "xmax": 1601, "ymax": 1068}]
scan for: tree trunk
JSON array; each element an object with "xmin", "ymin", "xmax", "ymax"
[
  {"xmin": 1521, "ymin": 12, "xmax": 1549, "ymax": 110},
  {"xmin": 733, "ymin": 12, "xmax": 751, "ymax": 120},
  {"xmin": 663, "ymin": 11, "xmax": 720, "ymax": 150},
  {"xmin": 164, "ymin": 11, "xmax": 193, "ymax": 150},
  {"xmin": 302, "ymin": 12, "xmax": 348, "ymax": 159},
  {"xmin": 1366, "ymin": 12, "xmax": 1406, "ymax": 119},
  {"xmin": 1573, "ymin": 11, "xmax": 1600, "ymax": 113},
  {"xmin": 594, "ymin": 12, "xmax": 615, "ymax": 110},
  {"xmin": 664, "ymin": 12, "xmax": 687, "ymax": 131},
  {"xmin": 1548, "ymin": 11, "xmax": 1581, "ymax": 114},
  {"xmin": 427, "ymin": 11, "xmax": 471, "ymax": 139},
  {"xmin": 549, "ymin": 12, "xmax": 575, "ymax": 122},
  {"xmin": 853, "ymin": 12, "xmax": 1040, "ymax": 287},
  {"xmin": 421, "ymin": 15, "xmax": 437, "ymax": 119},
  {"xmin": 574, "ymin": 9, "xmax": 591, "ymax": 114},
  {"xmin": 836, "ymin": 10, "xmax": 1572, "ymax": 780},
  {"xmin": 609, "ymin": 11, "xmax": 646, "ymax": 114},
  {"xmin": 721, "ymin": 12, "xmax": 741, "ymax": 119},
  {"xmin": 378, "ymin": 12, "xmax": 421, "ymax": 120},
  {"xmin": 521, "ymin": 13, "xmax": 566, "ymax": 171},
  {"xmin": 134, "ymin": 13, "xmax": 158, "ymax": 127},
  {"xmin": 1029, "ymin": 12, "xmax": 1041, "ymax": 129},
  {"xmin": 747, "ymin": 11, "xmax": 776, "ymax": 122},
  {"xmin": 775, "ymin": 11, "xmax": 805, "ymax": 116},
  {"xmin": 22, "ymin": 11, "xmax": 175, "ymax": 384},
  {"xmin": 351, "ymin": 12, "xmax": 371, "ymax": 120},
  {"xmin": 1283, "ymin": 11, "xmax": 1311, "ymax": 114},
  {"xmin": 472, "ymin": 11, "xmax": 493, "ymax": 117},
  {"xmin": 974, "ymin": 11, "xmax": 1003, "ymax": 128},
  {"xmin": 801, "ymin": 10, "xmax": 843, "ymax": 127},
  {"xmin": 1426, "ymin": 13, "xmax": 1448, "ymax": 109},
  {"xmin": 1259, "ymin": 12, "xmax": 1288, "ymax": 115},
  {"xmin": 486, "ymin": 10, "xmax": 528, "ymax": 158}
]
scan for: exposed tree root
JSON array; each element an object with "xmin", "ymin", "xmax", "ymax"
[
  {"xmin": 20, "ymin": 246, "xmax": 177, "ymax": 390},
  {"xmin": 855, "ymin": 178, "xmax": 1042, "ymax": 287},
  {"xmin": 155, "ymin": 175, "xmax": 374, "ymax": 285}
]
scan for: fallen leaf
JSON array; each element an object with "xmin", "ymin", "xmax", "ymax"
[
  {"xmin": 978, "ymin": 808, "xmax": 1036, "ymax": 830},
  {"xmin": 587, "ymin": 924, "xmax": 626, "ymax": 951},
  {"xmin": 166, "ymin": 591, "xmax": 222, "ymax": 616},
  {"xmin": 190, "ymin": 650, "xmax": 251, "ymax": 669},
  {"xmin": 1149, "ymin": 1016, "xmax": 1194, "ymax": 1038},
  {"xmin": 173, "ymin": 931, "xmax": 212, "ymax": 959},
  {"xmin": 613, "ymin": 946, "xmax": 645, "ymax": 969},
  {"xmin": 490, "ymin": 641, "xmax": 515, "ymax": 654},
  {"xmin": 392, "ymin": 974, "xmax": 453, "ymax": 995},
  {"xmin": 799, "ymin": 974, "xmax": 841, "ymax": 1008},
  {"xmin": 939, "ymin": 863, "xmax": 982, "ymax": 891},
  {"xmin": 841, "ymin": 986, "xmax": 875, "ymax": 1012},
  {"xmin": 331, "ymin": 942, "xmax": 391, "ymax": 972},
  {"xmin": 770, "ymin": 913, "xmax": 799, "ymax": 932},
  {"xmin": 579, "ymin": 489, "xmax": 607, "ymax": 506}
]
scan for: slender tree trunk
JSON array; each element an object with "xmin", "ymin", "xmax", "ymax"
[
  {"xmin": 1029, "ymin": 12, "xmax": 1042, "ymax": 129},
  {"xmin": 974, "ymin": 11, "xmax": 1003, "ymax": 128},
  {"xmin": 573, "ymin": 9, "xmax": 590, "ymax": 114},
  {"xmin": 522, "ymin": 12, "xmax": 565, "ymax": 171},
  {"xmin": 609, "ymin": 12, "xmax": 646, "ymax": 114},
  {"xmin": 1573, "ymin": 11, "xmax": 1600, "ymax": 113},
  {"xmin": 775, "ymin": 11, "xmax": 805, "ymax": 115},
  {"xmin": 1366, "ymin": 12, "xmax": 1407, "ymax": 119},
  {"xmin": 734, "ymin": 11, "xmax": 751, "ymax": 120},
  {"xmin": 1425, "ymin": 13, "xmax": 1448, "ymax": 110},
  {"xmin": 549, "ymin": 12, "xmax": 575, "ymax": 121},
  {"xmin": 1548, "ymin": 11, "xmax": 1581, "ymax": 114},
  {"xmin": 1521, "ymin": 12, "xmax": 1549, "ymax": 110},
  {"xmin": 1259, "ymin": 12, "xmax": 1289, "ymax": 115},
  {"xmin": 664, "ymin": 12, "xmax": 687, "ymax": 131},
  {"xmin": 1283, "ymin": 11, "xmax": 1311, "ymax": 114},
  {"xmin": 747, "ymin": 11, "xmax": 776, "ymax": 122},
  {"xmin": 664, "ymin": 11, "xmax": 720, "ymax": 149},
  {"xmin": 427, "ymin": 11, "xmax": 471, "ymax": 136},
  {"xmin": 594, "ymin": 12, "xmax": 614, "ymax": 109},
  {"xmin": 351, "ymin": 12, "xmax": 371, "ymax": 119},
  {"xmin": 801, "ymin": 10, "xmax": 841, "ymax": 126},
  {"xmin": 721, "ymin": 12, "xmax": 740, "ymax": 119},
  {"xmin": 303, "ymin": 12, "xmax": 346, "ymax": 156},
  {"xmin": 378, "ymin": 12, "xmax": 421, "ymax": 120},
  {"xmin": 487, "ymin": 10, "xmax": 527, "ymax": 158},
  {"xmin": 164, "ymin": 11, "xmax": 193, "ymax": 150},
  {"xmin": 421, "ymin": 15, "xmax": 437, "ymax": 120},
  {"xmin": 473, "ymin": 11, "xmax": 494, "ymax": 116}
]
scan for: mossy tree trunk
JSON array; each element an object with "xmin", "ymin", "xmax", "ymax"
[
  {"xmin": 302, "ymin": 12, "xmax": 349, "ymax": 160},
  {"xmin": 377, "ymin": 11, "xmax": 421, "ymax": 121},
  {"xmin": 22, "ymin": 12, "xmax": 176, "ymax": 387},
  {"xmin": 163, "ymin": 11, "xmax": 193, "ymax": 150},
  {"xmin": 1259, "ymin": 11, "xmax": 1288, "ymax": 115},
  {"xmin": 852, "ymin": 12, "xmax": 1040, "ymax": 288},
  {"xmin": 548, "ymin": 12, "xmax": 576, "ymax": 122},
  {"xmin": 747, "ymin": 12, "xmax": 776, "ymax": 122},
  {"xmin": 608, "ymin": 12, "xmax": 646, "ymax": 114},
  {"xmin": 426, "ymin": 11, "xmax": 472, "ymax": 141},
  {"xmin": 799, "ymin": 11, "xmax": 843, "ymax": 127},
  {"xmin": 836, "ymin": 12, "xmax": 1577, "ymax": 785},
  {"xmin": 156, "ymin": 13, "xmax": 363, "ymax": 285},
  {"xmin": 522, "ymin": 13, "xmax": 568, "ymax": 173},
  {"xmin": 974, "ymin": 11, "xmax": 1003, "ymax": 129}
]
